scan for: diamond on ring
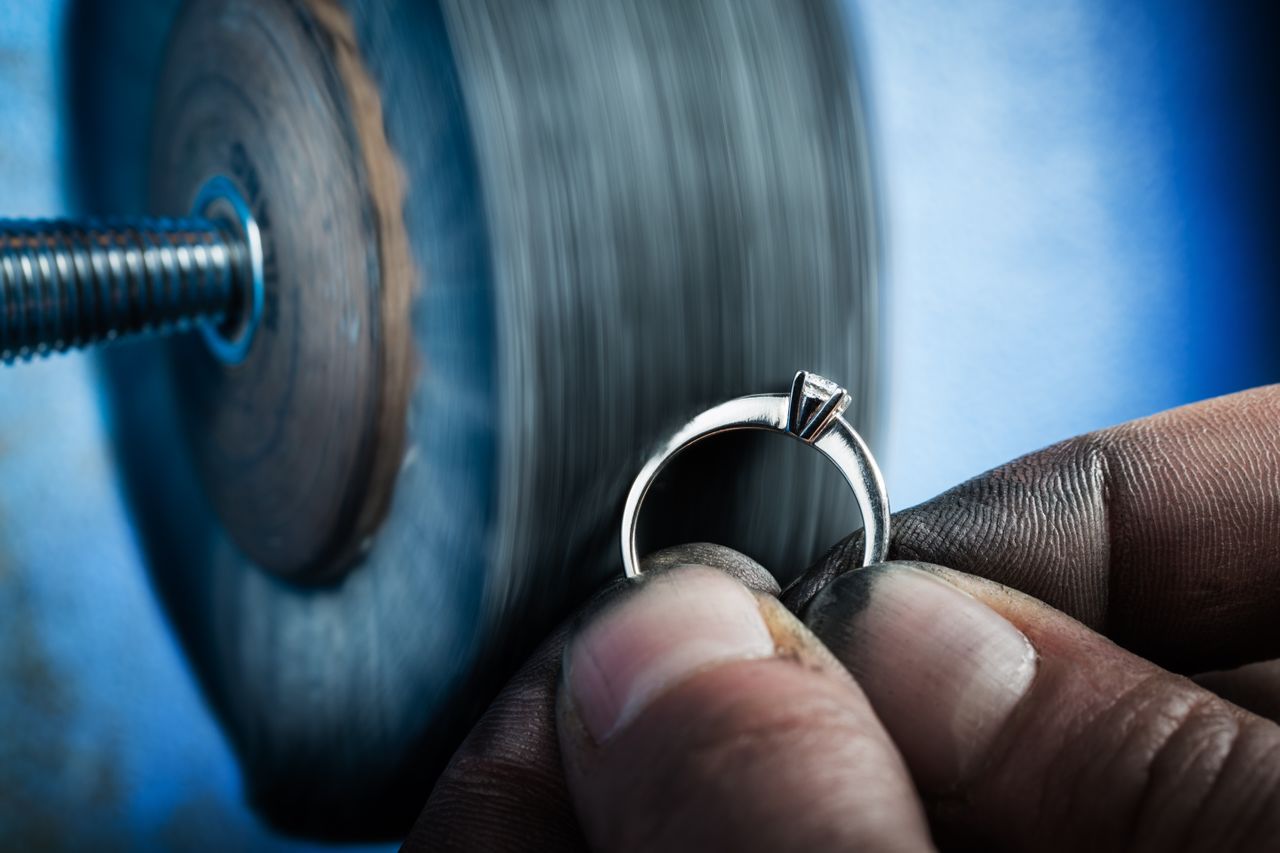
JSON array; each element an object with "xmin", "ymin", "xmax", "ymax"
[{"xmin": 787, "ymin": 371, "xmax": 853, "ymax": 443}]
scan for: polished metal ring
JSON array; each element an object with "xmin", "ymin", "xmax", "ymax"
[{"xmin": 621, "ymin": 371, "xmax": 891, "ymax": 578}]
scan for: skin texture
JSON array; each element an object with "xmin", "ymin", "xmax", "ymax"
[
  {"xmin": 403, "ymin": 545, "xmax": 778, "ymax": 851},
  {"xmin": 786, "ymin": 384, "xmax": 1280, "ymax": 676},
  {"xmin": 406, "ymin": 384, "xmax": 1280, "ymax": 851},
  {"xmin": 559, "ymin": 569, "xmax": 932, "ymax": 852},
  {"xmin": 805, "ymin": 562, "xmax": 1280, "ymax": 851}
]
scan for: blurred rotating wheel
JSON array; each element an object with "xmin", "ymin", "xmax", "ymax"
[{"xmin": 71, "ymin": 0, "xmax": 880, "ymax": 839}]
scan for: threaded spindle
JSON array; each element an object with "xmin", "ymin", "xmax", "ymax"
[{"xmin": 0, "ymin": 217, "xmax": 246, "ymax": 362}]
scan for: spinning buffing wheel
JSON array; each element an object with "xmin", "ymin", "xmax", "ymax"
[{"xmin": 67, "ymin": 0, "xmax": 879, "ymax": 838}]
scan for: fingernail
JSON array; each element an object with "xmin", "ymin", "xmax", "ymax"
[
  {"xmin": 565, "ymin": 566, "xmax": 776, "ymax": 742},
  {"xmin": 805, "ymin": 563, "xmax": 1037, "ymax": 790}
]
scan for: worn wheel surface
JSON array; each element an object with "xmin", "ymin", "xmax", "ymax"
[{"xmin": 74, "ymin": 0, "xmax": 880, "ymax": 838}]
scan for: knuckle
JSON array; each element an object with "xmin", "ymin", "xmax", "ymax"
[
  {"xmin": 1183, "ymin": 719, "xmax": 1280, "ymax": 850},
  {"xmin": 1041, "ymin": 673, "xmax": 1187, "ymax": 839},
  {"xmin": 1046, "ymin": 674, "xmax": 1280, "ymax": 850}
]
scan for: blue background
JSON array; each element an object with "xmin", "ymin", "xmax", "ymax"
[{"xmin": 0, "ymin": 1, "xmax": 1275, "ymax": 848}]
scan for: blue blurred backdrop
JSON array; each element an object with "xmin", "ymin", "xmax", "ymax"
[{"xmin": 0, "ymin": 1, "xmax": 1275, "ymax": 848}]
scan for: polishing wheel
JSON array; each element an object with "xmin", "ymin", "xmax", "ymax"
[{"xmin": 68, "ymin": 0, "xmax": 880, "ymax": 838}]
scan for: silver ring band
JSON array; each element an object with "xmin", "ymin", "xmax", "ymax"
[{"xmin": 621, "ymin": 371, "xmax": 891, "ymax": 578}]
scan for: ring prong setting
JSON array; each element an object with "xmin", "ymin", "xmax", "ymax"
[{"xmin": 787, "ymin": 371, "xmax": 853, "ymax": 442}]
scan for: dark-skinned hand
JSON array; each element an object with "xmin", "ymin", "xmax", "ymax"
[{"xmin": 404, "ymin": 385, "xmax": 1280, "ymax": 851}]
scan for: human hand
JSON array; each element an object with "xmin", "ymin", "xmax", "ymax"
[{"xmin": 405, "ymin": 385, "xmax": 1280, "ymax": 851}]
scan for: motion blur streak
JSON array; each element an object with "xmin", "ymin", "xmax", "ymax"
[{"xmin": 0, "ymin": 0, "xmax": 1276, "ymax": 848}]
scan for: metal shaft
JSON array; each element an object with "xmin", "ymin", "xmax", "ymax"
[{"xmin": 0, "ymin": 218, "xmax": 246, "ymax": 362}]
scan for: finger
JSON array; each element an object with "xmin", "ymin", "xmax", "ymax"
[
  {"xmin": 402, "ymin": 622, "xmax": 582, "ymax": 852},
  {"xmin": 805, "ymin": 561, "xmax": 1280, "ymax": 851},
  {"xmin": 1196, "ymin": 660, "xmax": 1280, "ymax": 724},
  {"xmin": 788, "ymin": 384, "xmax": 1280, "ymax": 674},
  {"xmin": 405, "ymin": 544, "xmax": 779, "ymax": 851},
  {"xmin": 558, "ymin": 565, "xmax": 933, "ymax": 853}
]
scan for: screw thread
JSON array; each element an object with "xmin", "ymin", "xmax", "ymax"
[{"xmin": 0, "ymin": 218, "xmax": 244, "ymax": 362}]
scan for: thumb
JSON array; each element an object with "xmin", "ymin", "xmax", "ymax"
[
  {"xmin": 557, "ymin": 565, "xmax": 933, "ymax": 852},
  {"xmin": 804, "ymin": 562, "xmax": 1280, "ymax": 851}
]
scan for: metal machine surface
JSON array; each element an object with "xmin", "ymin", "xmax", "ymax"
[
  {"xmin": 1, "ymin": 0, "xmax": 1277, "ymax": 848},
  {"xmin": 7, "ymin": 0, "xmax": 878, "ymax": 839}
]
